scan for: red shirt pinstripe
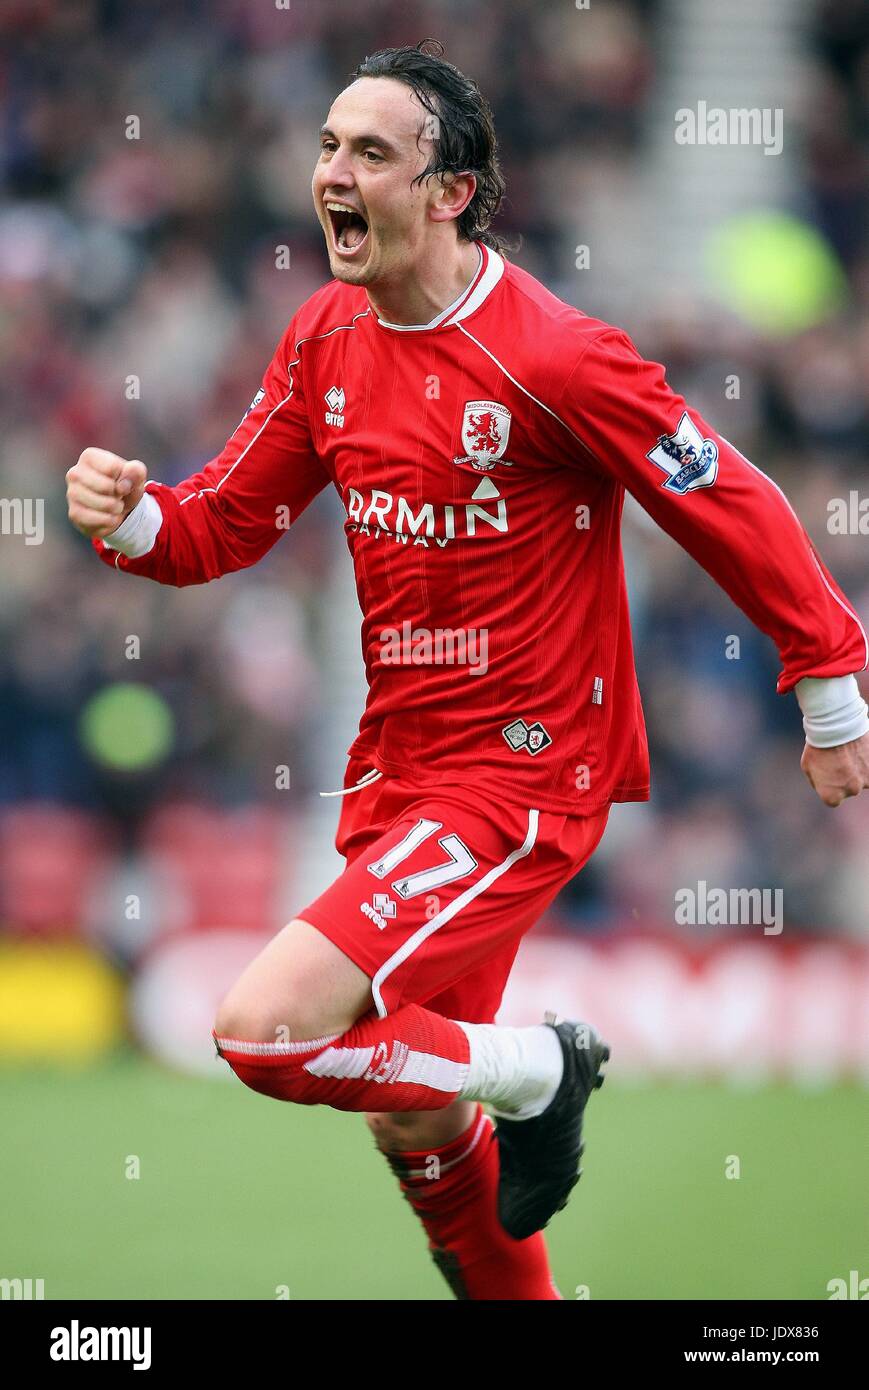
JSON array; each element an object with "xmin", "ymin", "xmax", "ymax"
[{"xmin": 94, "ymin": 242, "xmax": 868, "ymax": 813}]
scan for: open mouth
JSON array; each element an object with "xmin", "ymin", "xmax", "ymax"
[{"xmin": 325, "ymin": 202, "xmax": 369, "ymax": 256}]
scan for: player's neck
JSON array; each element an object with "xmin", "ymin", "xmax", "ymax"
[{"xmin": 365, "ymin": 238, "xmax": 482, "ymax": 327}]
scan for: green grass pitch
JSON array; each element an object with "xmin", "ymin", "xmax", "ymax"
[{"xmin": 1, "ymin": 1052, "xmax": 865, "ymax": 1300}]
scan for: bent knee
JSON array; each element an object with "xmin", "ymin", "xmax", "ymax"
[
  {"xmin": 213, "ymin": 919, "xmax": 371, "ymax": 1044},
  {"xmin": 214, "ymin": 985, "xmax": 349, "ymax": 1046},
  {"xmin": 213, "ymin": 995, "xmax": 282, "ymax": 1046},
  {"xmin": 213, "ymin": 984, "xmax": 320, "ymax": 1045}
]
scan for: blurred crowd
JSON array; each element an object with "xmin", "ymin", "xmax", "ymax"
[{"xmin": 1, "ymin": 0, "xmax": 867, "ymax": 954}]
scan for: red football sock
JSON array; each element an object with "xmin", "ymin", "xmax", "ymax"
[
  {"xmin": 213, "ymin": 1002, "xmax": 471, "ymax": 1112},
  {"xmin": 380, "ymin": 1103, "xmax": 562, "ymax": 1301}
]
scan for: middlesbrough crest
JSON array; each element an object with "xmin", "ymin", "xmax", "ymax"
[
  {"xmin": 502, "ymin": 718, "xmax": 552, "ymax": 756},
  {"xmin": 454, "ymin": 400, "xmax": 513, "ymax": 472}
]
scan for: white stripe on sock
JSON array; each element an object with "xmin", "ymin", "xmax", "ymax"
[
  {"xmin": 399, "ymin": 1108, "xmax": 492, "ymax": 1179},
  {"xmin": 215, "ymin": 1031, "xmax": 340, "ymax": 1055},
  {"xmin": 303, "ymin": 1043, "xmax": 467, "ymax": 1093}
]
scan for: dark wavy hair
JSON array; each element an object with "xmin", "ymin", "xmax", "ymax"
[{"xmin": 351, "ymin": 39, "xmax": 509, "ymax": 252}]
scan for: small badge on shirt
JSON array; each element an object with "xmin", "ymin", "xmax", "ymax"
[
  {"xmin": 503, "ymin": 718, "xmax": 553, "ymax": 756},
  {"xmin": 235, "ymin": 387, "xmax": 265, "ymax": 431},
  {"xmin": 647, "ymin": 411, "xmax": 719, "ymax": 494},
  {"xmin": 454, "ymin": 400, "xmax": 514, "ymax": 472},
  {"xmin": 324, "ymin": 385, "xmax": 346, "ymax": 428}
]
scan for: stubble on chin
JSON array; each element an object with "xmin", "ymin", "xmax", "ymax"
[
  {"xmin": 330, "ymin": 251, "xmax": 377, "ymax": 286},
  {"xmin": 330, "ymin": 260, "xmax": 372, "ymax": 286}
]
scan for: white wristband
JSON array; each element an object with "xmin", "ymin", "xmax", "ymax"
[
  {"xmin": 795, "ymin": 674, "xmax": 869, "ymax": 748},
  {"xmin": 102, "ymin": 491, "xmax": 163, "ymax": 559}
]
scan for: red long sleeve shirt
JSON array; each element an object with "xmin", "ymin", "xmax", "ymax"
[{"xmin": 94, "ymin": 241, "xmax": 868, "ymax": 814}]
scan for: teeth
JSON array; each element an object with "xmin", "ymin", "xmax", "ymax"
[{"xmin": 325, "ymin": 200, "xmax": 368, "ymax": 253}]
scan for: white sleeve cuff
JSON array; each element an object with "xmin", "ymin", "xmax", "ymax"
[
  {"xmin": 102, "ymin": 491, "xmax": 163, "ymax": 558},
  {"xmin": 795, "ymin": 674, "xmax": 869, "ymax": 748}
]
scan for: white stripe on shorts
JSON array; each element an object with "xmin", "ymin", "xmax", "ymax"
[{"xmin": 370, "ymin": 808, "xmax": 540, "ymax": 1019}]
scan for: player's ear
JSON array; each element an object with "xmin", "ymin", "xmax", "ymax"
[{"xmin": 429, "ymin": 170, "xmax": 477, "ymax": 226}]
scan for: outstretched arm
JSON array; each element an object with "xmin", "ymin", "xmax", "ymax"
[{"xmin": 559, "ymin": 327, "xmax": 869, "ymax": 806}]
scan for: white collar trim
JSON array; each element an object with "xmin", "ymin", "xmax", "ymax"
[{"xmin": 374, "ymin": 243, "xmax": 504, "ymax": 332}]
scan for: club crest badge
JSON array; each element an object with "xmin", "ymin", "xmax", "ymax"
[
  {"xmin": 502, "ymin": 718, "xmax": 552, "ymax": 756},
  {"xmin": 647, "ymin": 411, "xmax": 719, "ymax": 494},
  {"xmin": 454, "ymin": 400, "xmax": 514, "ymax": 472}
]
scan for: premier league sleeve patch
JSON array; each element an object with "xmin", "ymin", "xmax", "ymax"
[
  {"xmin": 234, "ymin": 387, "xmax": 266, "ymax": 432},
  {"xmin": 646, "ymin": 411, "xmax": 719, "ymax": 494}
]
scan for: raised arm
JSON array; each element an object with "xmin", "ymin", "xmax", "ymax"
[
  {"xmin": 559, "ymin": 327, "xmax": 869, "ymax": 805},
  {"xmin": 67, "ymin": 316, "xmax": 329, "ymax": 587}
]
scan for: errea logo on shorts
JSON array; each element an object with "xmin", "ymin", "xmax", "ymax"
[
  {"xmin": 325, "ymin": 385, "xmax": 346, "ymax": 428},
  {"xmin": 361, "ymin": 893, "xmax": 397, "ymax": 930}
]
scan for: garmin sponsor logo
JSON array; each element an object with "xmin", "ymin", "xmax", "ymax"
[{"xmin": 346, "ymin": 481, "xmax": 507, "ymax": 548}]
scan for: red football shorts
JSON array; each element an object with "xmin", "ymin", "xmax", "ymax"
[{"xmin": 298, "ymin": 759, "xmax": 610, "ymax": 1025}]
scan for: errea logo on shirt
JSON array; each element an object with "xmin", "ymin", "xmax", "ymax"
[{"xmin": 325, "ymin": 385, "xmax": 346, "ymax": 428}]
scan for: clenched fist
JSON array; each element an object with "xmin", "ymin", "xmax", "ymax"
[
  {"xmin": 801, "ymin": 730, "xmax": 869, "ymax": 807},
  {"xmin": 66, "ymin": 448, "xmax": 148, "ymax": 539}
]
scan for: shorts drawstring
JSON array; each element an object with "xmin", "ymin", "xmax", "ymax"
[{"xmin": 318, "ymin": 767, "xmax": 383, "ymax": 798}]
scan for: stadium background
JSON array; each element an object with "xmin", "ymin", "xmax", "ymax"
[{"xmin": 1, "ymin": 0, "xmax": 867, "ymax": 1300}]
